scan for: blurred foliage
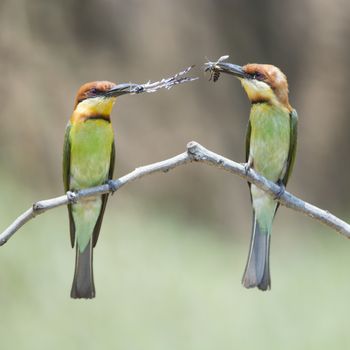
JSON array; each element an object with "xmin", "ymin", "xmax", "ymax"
[
  {"xmin": 1, "ymin": 0, "xmax": 350, "ymax": 348},
  {"xmin": 1, "ymin": 0, "xmax": 350, "ymax": 228}
]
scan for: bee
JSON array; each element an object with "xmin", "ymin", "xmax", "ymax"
[
  {"xmin": 211, "ymin": 69, "xmax": 221, "ymax": 82},
  {"xmin": 204, "ymin": 55, "xmax": 229, "ymax": 83},
  {"xmin": 204, "ymin": 63, "xmax": 220, "ymax": 82}
]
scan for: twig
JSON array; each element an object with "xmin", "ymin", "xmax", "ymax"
[
  {"xmin": 129, "ymin": 65, "xmax": 198, "ymax": 94},
  {"xmin": 1, "ymin": 141, "xmax": 349, "ymax": 246}
]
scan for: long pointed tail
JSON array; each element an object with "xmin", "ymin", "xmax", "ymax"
[
  {"xmin": 242, "ymin": 212, "xmax": 271, "ymax": 291},
  {"xmin": 71, "ymin": 240, "xmax": 95, "ymax": 299}
]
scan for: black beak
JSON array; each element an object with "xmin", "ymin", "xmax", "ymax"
[
  {"xmin": 213, "ymin": 62, "xmax": 247, "ymax": 79},
  {"xmin": 104, "ymin": 83, "xmax": 143, "ymax": 97}
]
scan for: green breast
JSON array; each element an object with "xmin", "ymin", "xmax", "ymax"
[
  {"xmin": 249, "ymin": 103, "xmax": 290, "ymax": 182},
  {"xmin": 69, "ymin": 119, "xmax": 114, "ymax": 189}
]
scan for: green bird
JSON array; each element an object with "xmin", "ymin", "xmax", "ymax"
[
  {"xmin": 63, "ymin": 81, "xmax": 138, "ymax": 298},
  {"xmin": 211, "ymin": 61, "xmax": 298, "ymax": 290}
]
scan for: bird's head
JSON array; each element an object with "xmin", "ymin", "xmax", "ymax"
[
  {"xmin": 73, "ymin": 81, "xmax": 141, "ymax": 118},
  {"xmin": 212, "ymin": 62, "xmax": 291, "ymax": 111}
]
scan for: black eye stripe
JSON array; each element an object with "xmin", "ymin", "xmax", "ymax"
[
  {"xmin": 89, "ymin": 88, "xmax": 105, "ymax": 97},
  {"xmin": 251, "ymin": 72, "xmax": 265, "ymax": 81},
  {"xmin": 77, "ymin": 88, "xmax": 104, "ymax": 104}
]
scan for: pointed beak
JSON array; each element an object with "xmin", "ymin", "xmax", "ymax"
[
  {"xmin": 104, "ymin": 83, "xmax": 143, "ymax": 97},
  {"xmin": 213, "ymin": 62, "xmax": 247, "ymax": 79}
]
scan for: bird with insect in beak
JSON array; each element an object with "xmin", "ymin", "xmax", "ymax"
[
  {"xmin": 63, "ymin": 81, "xmax": 143, "ymax": 299},
  {"xmin": 205, "ymin": 57, "xmax": 298, "ymax": 291}
]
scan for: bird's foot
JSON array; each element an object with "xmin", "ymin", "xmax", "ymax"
[
  {"xmin": 67, "ymin": 191, "xmax": 78, "ymax": 204},
  {"xmin": 244, "ymin": 156, "xmax": 253, "ymax": 175},
  {"xmin": 244, "ymin": 162, "xmax": 251, "ymax": 175},
  {"xmin": 274, "ymin": 180, "xmax": 285, "ymax": 200},
  {"xmin": 108, "ymin": 180, "xmax": 118, "ymax": 195}
]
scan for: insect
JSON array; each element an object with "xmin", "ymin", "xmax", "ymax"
[
  {"xmin": 204, "ymin": 55, "xmax": 229, "ymax": 82},
  {"xmin": 210, "ymin": 68, "xmax": 221, "ymax": 82}
]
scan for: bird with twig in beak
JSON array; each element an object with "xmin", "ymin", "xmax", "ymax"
[{"xmin": 63, "ymin": 67, "xmax": 197, "ymax": 299}]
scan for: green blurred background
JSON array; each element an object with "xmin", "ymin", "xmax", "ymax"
[{"xmin": 1, "ymin": 0, "xmax": 350, "ymax": 348}]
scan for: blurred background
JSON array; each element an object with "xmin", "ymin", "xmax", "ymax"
[{"xmin": 1, "ymin": 0, "xmax": 350, "ymax": 348}]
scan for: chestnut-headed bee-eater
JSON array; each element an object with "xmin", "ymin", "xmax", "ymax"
[
  {"xmin": 63, "ymin": 81, "xmax": 138, "ymax": 299},
  {"xmin": 212, "ymin": 61, "xmax": 298, "ymax": 290}
]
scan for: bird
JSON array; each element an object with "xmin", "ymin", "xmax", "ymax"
[
  {"xmin": 209, "ymin": 61, "xmax": 298, "ymax": 290},
  {"xmin": 63, "ymin": 81, "xmax": 139, "ymax": 298}
]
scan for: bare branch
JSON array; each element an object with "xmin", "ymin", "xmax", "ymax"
[
  {"xmin": 1, "ymin": 141, "xmax": 349, "ymax": 246},
  {"xmin": 128, "ymin": 65, "xmax": 198, "ymax": 94}
]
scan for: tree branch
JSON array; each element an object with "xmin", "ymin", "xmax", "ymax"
[
  {"xmin": 1, "ymin": 141, "xmax": 349, "ymax": 246},
  {"xmin": 126, "ymin": 65, "xmax": 198, "ymax": 95}
]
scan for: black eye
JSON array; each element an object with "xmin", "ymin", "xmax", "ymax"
[
  {"xmin": 252, "ymin": 72, "xmax": 264, "ymax": 81},
  {"xmin": 88, "ymin": 87, "xmax": 104, "ymax": 97}
]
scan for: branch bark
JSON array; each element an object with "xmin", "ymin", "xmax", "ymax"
[{"xmin": 1, "ymin": 141, "xmax": 349, "ymax": 246}]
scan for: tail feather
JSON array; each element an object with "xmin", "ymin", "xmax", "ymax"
[
  {"xmin": 242, "ymin": 213, "xmax": 271, "ymax": 291},
  {"xmin": 71, "ymin": 240, "xmax": 95, "ymax": 299}
]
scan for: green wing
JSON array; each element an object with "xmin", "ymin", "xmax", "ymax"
[
  {"xmin": 63, "ymin": 123, "xmax": 71, "ymax": 192},
  {"xmin": 273, "ymin": 109, "xmax": 298, "ymax": 216},
  {"xmin": 63, "ymin": 122, "xmax": 76, "ymax": 247},
  {"xmin": 245, "ymin": 119, "xmax": 251, "ymax": 163},
  {"xmin": 281, "ymin": 109, "xmax": 298, "ymax": 186},
  {"xmin": 245, "ymin": 119, "xmax": 252, "ymax": 196},
  {"xmin": 92, "ymin": 141, "xmax": 115, "ymax": 247}
]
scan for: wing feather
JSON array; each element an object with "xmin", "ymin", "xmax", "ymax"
[
  {"xmin": 63, "ymin": 122, "xmax": 76, "ymax": 247},
  {"xmin": 282, "ymin": 109, "xmax": 298, "ymax": 186},
  {"xmin": 92, "ymin": 141, "xmax": 115, "ymax": 247}
]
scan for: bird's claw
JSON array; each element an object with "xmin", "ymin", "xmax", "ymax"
[
  {"xmin": 244, "ymin": 162, "xmax": 251, "ymax": 175},
  {"xmin": 108, "ymin": 180, "xmax": 118, "ymax": 195},
  {"xmin": 274, "ymin": 180, "xmax": 285, "ymax": 200},
  {"xmin": 67, "ymin": 191, "xmax": 78, "ymax": 204}
]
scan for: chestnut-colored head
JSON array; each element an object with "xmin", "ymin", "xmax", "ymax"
[
  {"xmin": 212, "ymin": 61, "xmax": 291, "ymax": 111},
  {"xmin": 241, "ymin": 64, "xmax": 291, "ymax": 110},
  {"xmin": 74, "ymin": 81, "xmax": 117, "ymax": 109},
  {"xmin": 71, "ymin": 80, "xmax": 140, "ymax": 121}
]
